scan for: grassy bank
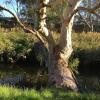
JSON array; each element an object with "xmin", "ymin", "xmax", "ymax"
[
  {"xmin": 0, "ymin": 86, "xmax": 100, "ymax": 100},
  {"xmin": 72, "ymin": 32, "xmax": 100, "ymax": 50},
  {"xmin": 0, "ymin": 29, "xmax": 100, "ymax": 99}
]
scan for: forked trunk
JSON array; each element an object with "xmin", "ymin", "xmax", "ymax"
[
  {"xmin": 48, "ymin": 0, "xmax": 82, "ymax": 91},
  {"xmin": 38, "ymin": 0, "xmax": 82, "ymax": 91}
]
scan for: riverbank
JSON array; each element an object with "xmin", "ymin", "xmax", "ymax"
[{"xmin": 0, "ymin": 29, "xmax": 100, "ymax": 94}]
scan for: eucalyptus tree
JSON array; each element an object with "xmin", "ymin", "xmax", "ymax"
[{"xmin": 0, "ymin": 0, "xmax": 100, "ymax": 91}]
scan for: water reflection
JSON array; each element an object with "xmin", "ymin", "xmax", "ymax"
[{"xmin": 0, "ymin": 63, "xmax": 48, "ymax": 89}]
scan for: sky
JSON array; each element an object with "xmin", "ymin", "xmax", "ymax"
[
  {"xmin": 0, "ymin": 0, "xmax": 17, "ymax": 17},
  {"xmin": 0, "ymin": 0, "xmax": 97, "ymax": 17}
]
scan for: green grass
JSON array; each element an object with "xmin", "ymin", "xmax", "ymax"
[
  {"xmin": 0, "ymin": 86, "xmax": 99, "ymax": 100},
  {"xmin": 72, "ymin": 32, "xmax": 100, "ymax": 50}
]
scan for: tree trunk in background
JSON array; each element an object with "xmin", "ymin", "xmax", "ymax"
[
  {"xmin": 34, "ymin": 0, "xmax": 40, "ymax": 29},
  {"xmin": 48, "ymin": 0, "xmax": 82, "ymax": 91},
  {"xmin": 87, "ymin": 0, "xmax": 94, "ymax": 31}
]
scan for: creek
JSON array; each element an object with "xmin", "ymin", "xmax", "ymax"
[{"xmin": 0, "ymin": 63, "xmax": 48, "ymax": 89}]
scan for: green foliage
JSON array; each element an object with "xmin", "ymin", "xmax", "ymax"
[
  {"xmin": 48, "ymin": 0, "xmax": 67, "ymax": 17},
  {"xmin": 72, "ymin": 32, "xmax": 100, "ymax": 50},
  {"xmin": 0, "ymin": 29, "xmax": 36, "ymax": 62},
  {"xmin": 0, "ymin": 29, "xmax": 35, "ymax": 53},
  {"xmin": 69, "ymin": 32, "xmax": 100, "ymax": 74},
  {"xmin": 69, "ymin": 58, "xmax": 80, "ymax": 74},
  {"xmin": 73, "ymin": 32, "xmax": 100, "ymax": 56},
  {"xmin": 0, "ymin": 86, "xmax": 100, "ymax": 100},
  {"xmin": 10, "ymin": 33, "xmax": 34, "ymax": 54}
]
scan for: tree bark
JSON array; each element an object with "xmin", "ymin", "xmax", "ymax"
[
  {"xmin": 39, "ymin": 0, "xmax": 49, "ymax": 36},
  {"xmin": 48, "ymin": 0, "xmax": 82, "ymax": 91},
  {"xmin": 34, "ymin": 0, "xmax": 40, "ymax": 29}
]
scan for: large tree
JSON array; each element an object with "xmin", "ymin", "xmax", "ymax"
[{"xmin": 0, "ymin": 0, "xmax": 100, "ymax": 91}]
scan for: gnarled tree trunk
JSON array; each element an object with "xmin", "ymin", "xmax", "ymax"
[
  {"xmin": 38, "ymin": 0, "xmax": 82, "ymax": 91},
  {"xmin": 48, "ymin": 0, "xmax": 82, "ymax": 91}
]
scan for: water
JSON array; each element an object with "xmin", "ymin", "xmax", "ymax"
[{"xmin": 0, "ymin": 63, "xmax": 48, "ymax": 89}]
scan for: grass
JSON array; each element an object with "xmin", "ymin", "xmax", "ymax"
[
  {"xmin": 72, "ymin": 32, "xmax": 100, "ymax": 50},
  {"xmin": 0, "ymin": 86, "xmax": 100, "ymax": 100}
]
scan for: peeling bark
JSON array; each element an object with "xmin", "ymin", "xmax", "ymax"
[
  {"xmin": 39, "ymin": 0, "xmax": 49, "ymax": 36},
  {"xmin": 48, "ymin": 45, "xmax": 78, "ymax": 91},
  {"xmin": 48, "ymin": 0, "xmax": 83, "ymax": 91}
]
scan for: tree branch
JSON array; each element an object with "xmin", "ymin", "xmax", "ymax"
[
  {"xmin": 0, "ymin": 5, "xmax": 46, "ymax": 44},
  {"xmin": 68, "ymin": 2, "xmax": 100, "ymax": 24},
  {"xmin": 93, "ymin": 2, "xmax": 100, "ymax": 10},
  {"xmin": 78, "ymin": 12, "xmax": 91, "ymax": 29}
]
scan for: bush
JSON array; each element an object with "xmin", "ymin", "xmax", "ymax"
[{"xmin": 0, "ymin": 29, "xmax": 36, "ymax": 63}]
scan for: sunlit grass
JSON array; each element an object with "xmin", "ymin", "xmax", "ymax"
[
  {"xmin": 0, "ymin": 86, "xmax": 100, "ymax": 100},
  {"xmin": 72, "ymin": 32, "xmax": 100, "ymax": 50}
]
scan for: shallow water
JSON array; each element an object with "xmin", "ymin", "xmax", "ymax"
[{"xmin": 0, "ymin": 63, "xmax": 48, "ymax": 88}]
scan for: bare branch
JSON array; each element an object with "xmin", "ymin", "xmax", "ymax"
[
  {"xmin": 78, "ymin": 12, "xmax": 91, "ymax": 29},
  {"xmin": 0, "ymin": 5, "xmax": 46, "ymax": 44},
  {"xmin": 93, "ymin": 2, "xmax": 100, "ymax": 10},
  {"xmin": 68, "ymin": 6, "xmax": 100, "ymax": 24}
]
